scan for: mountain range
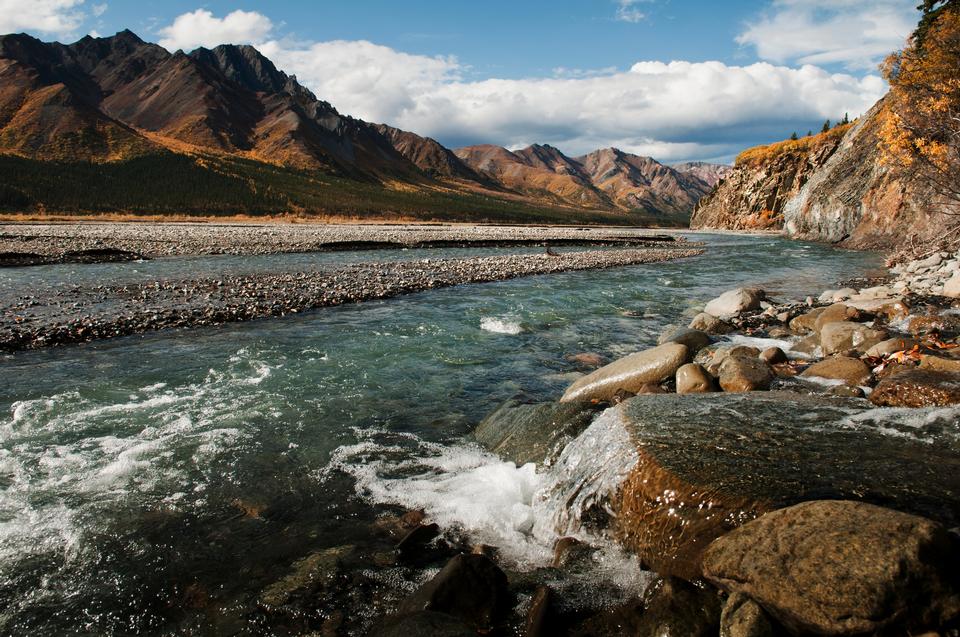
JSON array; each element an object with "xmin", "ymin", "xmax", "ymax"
[{"xmin": 0, "ymin": 30, "xmax": 728, "ymax": 224}]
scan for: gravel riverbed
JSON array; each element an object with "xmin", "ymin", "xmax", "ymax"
[
  {"xmin": 0, "ymin": 222, "xmax": 681, "ymax": 263},
  {"xmin": 1, "ymin": 247, "xmax": 703, "ymax": 352}
]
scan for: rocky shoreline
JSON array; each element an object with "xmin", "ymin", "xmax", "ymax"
[
  {"xmin": 0, "ymin": 222, "xmax": 680, "ymax": 265},
  {"xmin": 0, "ymin": 246, "xmax": 702, "ymax": 352},
  {"xmin": 357, "ymin": 248, "xmax": 960, "ymax": 636}
]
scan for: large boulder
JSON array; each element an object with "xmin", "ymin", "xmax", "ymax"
[
  {"xmin": 718, "ymin": 357, "xmax": 773, "ymax": 392},
  {"xmin": 704, "ymin": 288, "xmax": 765, "ymax": 319},
  {"xmin": 800, "ymin": 356, "xmax": 872, "ymax": 387},
  {"xmin": 703, "ymin": 500, "xmax": 960, "ymax": 636},
  {"xmin": 472, "ymin": 400, "xmax": 600, "ymax": 466},
  {"xmin": 689, "ymin": 312, "xmax": 735, "ymax": 335},
  {"xmin": 572, "ymin": 394, "xmax": 960, "ymax": 581},
  {"xmin": 819, "ymin": 321, "xmax": 888, "ymax": 355},
  {"xmin": 396, "ymin": 554, "xmax": 510, "ymax": 631},
  {"xmin": 870, "ymin": 369, "xmax": 960, "ymax": 407},
  {"xmin": 560, "ymin": 343, "xmax": 689, "ymax": 403},
  {"xmin": 658, "ymin": 327, "xmax": 711, "ymax": 355}
]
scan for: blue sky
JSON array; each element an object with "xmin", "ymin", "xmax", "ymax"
[{"xmin": 2, "ymin": 1, "xmax": 920, "ymax": 163}]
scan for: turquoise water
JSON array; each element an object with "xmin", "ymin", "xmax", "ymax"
[{"xmin": 0, "ymin": 234, "xmax": 884, "ymax": 634}]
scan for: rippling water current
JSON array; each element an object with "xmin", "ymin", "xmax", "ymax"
[{"xmin": 0, "ymin": 234, "xmax": 887, "ymax": 634}]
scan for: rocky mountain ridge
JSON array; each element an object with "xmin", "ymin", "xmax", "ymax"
[{"xmin": 0, "ymin": 29, "xmax": 728, "ymax": 223}]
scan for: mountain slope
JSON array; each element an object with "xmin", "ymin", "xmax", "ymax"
[{"xmin": 672, "ymin": 161, "xmax": 732, "ymax": 187}]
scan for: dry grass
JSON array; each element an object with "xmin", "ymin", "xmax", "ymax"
[
  {"xmin": 735, "ymin": 124, "xmax": 854, "ymax": 167},
  {"xmin": 0, "ymin": 211, "xmax": 426, "ymax": 225}
]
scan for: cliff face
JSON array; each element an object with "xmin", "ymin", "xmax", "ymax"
[{"xmin": 691, "ymin": 100, "xmax": 952, "ymax": 250}]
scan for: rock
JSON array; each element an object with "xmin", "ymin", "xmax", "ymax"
[
  {"xmin": 865, "ymin": 337, "xmax": 921, "ymax": 357},
  {"xmin": 720, "ymin": 592, "xmax": 776, "ymax": 637},
  {"xmin": 707, "ymin": 346, "xmax": 762, "ymax": 376},
  {"xmin": 920, "ymin": 354, "xmax": 960, "ymax": 373},
  {"xmin": 593, "ymin": 393, "xmax": 960, "ymax": 580},
  {"xmin": 788, "ymin": 307, "xmax": 825, "ymax": 334},
  {"xmin": 637, "ymin": 382, "xmax": 667, "ymax": 394},
  {"xmin": 813, "ymin": 303, "xmax": 860, "ymax": 335},
  {"xmin": 702, "ymin": 500, "xmax": 960, "ymax": 636},
  {"xmin": 676, "ymin": 363, "xmax": 715, "ymax": 394},
  {"xmin": 829, "ymin": 385, "xmax": 866, "ymax": 398},
  {"xmin": 370, "ymin": 611, "xmax": 475, "ymax": 637},
  {"xmin": 845, "ymin": 297, "xmax": 910, "ymax": 320},
  {"xmin": 819, "ymin": 321, "xmax": 888, "ymax": 355},
  {"xmin": 704, "ymin": 288, "xmax": 765, "ymax": 319},
  {"xmin": 870, "ymin": 369, "xmax": 960, "ymax": 407},
  {"xmin": 552, "ymin": 537, "xmax": 595, "ymax": 568},
  {"xmin": 945, "ymin": 275, "xmax": 960, "ymax": 298},
  {"xmin": 852, "ymin": 285, "xmax": 894, "ymax": 300},
  {"xmin": 397, "ymin": 523, "xmax": 440, "ymax": 557},
  {"xmin": 633, "ymin": 577, "xmax": 722, "ymax": 637},
  {"xmin": 397, "ymin": 554, "xmax": 510, "ymax": 631},
  {"xmin": 523, "ymin": 586, "xmax": 553, "ymax": 637},
  {"xmin": 567, "ymin": 352, "xmax": 606, "ymax": 368},
  {"xmin": 789, "ymin": 334, "xmax": 821, "ymax": 357},
  {"xmin": 818, "ymin": 288, "xmax": 857, "ymax": 303},
  {"xmin": 917, "ymin": 253, "xmax": 945, "ymax": 269},
  {"xmin": 690, "ymin": 312, "xmax": 735, "ymax": 335},
  {"xmin": 259, "ymin": 545, "xmax": 353, "ymax": 607},
  {"xmin": 473, "ymin": 399, "xmax": 600, "ymax": 466},
  {"xmin": 718, "ymin": 357, "xmax": 773, "ymax": 392},
  {"xmin": 759, "ymin": 347, "xmax": 787, "ymax": 365},
  {"xmin": 800, "ymin": 356, "xmax": 872, "ymax": 386},
  {"xmin": 658, "ymin": 327, "xmax": 711, "ymax": 355},
  {"xmin": 560, "ymin": 343, "xmax": 689, "ymax": 403}
]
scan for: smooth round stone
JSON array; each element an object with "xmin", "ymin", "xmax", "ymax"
[
  {"xmin": 561, "ymin": 343, "xmax": 689, "ymax": 403},
  {"xmin": 801, "ymin": 356, "xmax": 872, "ymax": 387},
  {"xmin": 676, "ymin": 363, "xmax": 715, "ymax": 394}
]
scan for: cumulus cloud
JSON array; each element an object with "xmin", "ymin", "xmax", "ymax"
[
  {"xmin": 261, "ymin": 38, "xmax": 886, "ymax": 161},
  {"xmin": 737, "ymin": 0, "xmax": 918, "ymax": 70},
  {"xmin": 0, "ymin": 0, "xmax": 87, "ymax": 36},
  {"xmin": 158, "ymin": 9, "xmax": 274, "ymax": 51}
]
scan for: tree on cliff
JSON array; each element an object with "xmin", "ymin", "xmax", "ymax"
[{"xmin": 880, "ymin": 3, "xmax": 960, "ymax": 212}]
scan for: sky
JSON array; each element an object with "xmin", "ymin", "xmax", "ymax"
[{"xmin": 0, "ymin": 0, "xmax": 921, "ymax": 163}]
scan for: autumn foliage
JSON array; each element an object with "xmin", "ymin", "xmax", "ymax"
[
  {"xmin": 735, "ymin": 124, "xmax": 853, "ymax": 168},
  {"xmin": 880, "ymin": 5, "xmax": 960, "ymax": 209}
]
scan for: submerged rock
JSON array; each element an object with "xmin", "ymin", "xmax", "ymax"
[
  {"xmin": 259, "ymin": 545, "xmax": 354, "ymax": 608},
  {"xmin": 560, "ymin": 343, "xmax": 689, "ymax": 403},
  {"xmin": 597, "ymin": 393, "xmax": 960, "ymax": 580},
  {"xmin": 472, "ymin": 399, "xmax": 600, "ymax": 466},
  {"xmin": 870, "ymin": 369, "xmax": 960, "ymax": 407},
  {"xmin": 703, "ymin": 500, "xmax": 960, "ymax": 636}
]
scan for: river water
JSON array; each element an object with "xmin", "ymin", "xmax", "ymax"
[{"xmin": 0, "ymin": 234, "xmax": 885, "ymax": 634}]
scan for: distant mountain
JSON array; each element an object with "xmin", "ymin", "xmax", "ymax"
[
  {"xmin": 672, "ymin": 161, "xmax": 732, "ymax": 187},
  {"xmin": 0, "ymin": 30, "xmax": 711, "ymax": 224}
]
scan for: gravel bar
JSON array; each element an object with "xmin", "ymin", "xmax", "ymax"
[
  {"xmin": 0, "ymin": 222, "xmax": 684, "ymax": 264},
  {"xmin": 1, "ymin": 247, "xmax": 703, "ymax": 352}
]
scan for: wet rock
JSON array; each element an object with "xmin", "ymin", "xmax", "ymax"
[
  {"xmin": 676, "ymin": 363, "xmax": 715, "ymax": 394},
  {"xmin": 658, "ymin": 327, "xmax": 711, "ymax": 355},
  {"xmin": 704, "ymin": 288, "xmax": 765, "ymax": 319},
  {"xmin": 920, "ymin": 354, "xmax": 960, "ymax": 374},
  {"xmin": 604, "ymin": 393, "xmax": 960, "ymax": 580},
  {"xmin": 569, "ymin": 599, "xmax": 646, "ymax": 636},
  {"xmin": 813, "ymin": 303, "xmax": 861, "ymax": 335},
  {"xmin": 690, "ymin": 312, "xmax": 735, "ymax": 334},
  {"xmin": 789, "ymin": 307, "xmax": 826, "ymax": 334},
  {"xmin": 636, "ymin": 382, "xmax": 667, "ymax": 395},
  {"xmin": 369, "ymin": 611, "xmax": 475, "ymax": 637},
  {"xmin": 866, "ymin": 336, "xmax": 921, "ymax": 357},
  {"xmin": 396, "ymin": 523, "xmax": 440, "ymax": 557},
  {"xmin": 259, "ymin": 545, "xmax": 353, "ymax": 608},
  {"xmin": 800, "ymin": 356, "xmax": 872, "ymax": 386},
  {"xmin": 707, "ymin": 346, "xmax": 762, "ymax": 376},
  {"xmin": 759, "ymin": 347, "xmax": 787, "ymax": 365},
  {"xmin": 720, "ymin": 592, "xmax": 777, "ymax": 637},
  {"xmin": 552, "ymin": 536, "xmax": 596, "ymax": 568},
  {"xmin": 397, "ymin": 554, "xmax": 510, "ymax": 631},
  {"xmin": 523, "ymin": 585, "xmax": 554, "ymax": 637},
  {"xmin": 789, "ymin": 334, "xmax": 821, "ymax": 357},
  {"xmin": 829, "ymin": 385, "xmax": 866, "ymax": 398},
  {"xmin": 560, "ymin": 343, "xmax": 689, "ymax": 403},
  {"xmin": 633, "ymin": 577, "xmax": 722, "ymax": 637},
  {"xmin": 703, "ymin": 500, "xmax": 960, "ymax": 636},
  {"xmin": 870, "ymin": 369, "xmax": 960, "ymax": 407},
  {"xmin": 820, "ymin": 321, "xmax": 888, "ymax": 355},
  {"xmin": 718, "ymin": 357, "xmax": 773, "ymax": 392},
  {"xmin": 473, "ymin": 399, "xmax": 600, "ymax": 466}
]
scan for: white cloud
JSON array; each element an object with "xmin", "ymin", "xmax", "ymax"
[
  {"xmin": 261, "ymin": 37, "xmax": 886, "ymax": 161},
  {"xmin": 157, "ymin": 9, "xmax": 274, "ymax": 51},
  {"xmin": 615, "ymin": 0, "xmax": 647, "ymax": 23},
  {"xmin": 0, "ymin": 0, "xmax": 86, "ymax": 36},
  {"xmin": 737, "ymin": 0, "xmax": 918, "ymax": 70},
  {"xmin": 91, "ymin": 3, "xmax": 107, "ymax": 17}
]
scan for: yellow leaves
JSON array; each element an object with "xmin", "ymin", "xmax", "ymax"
[{"xmin": 735, "ymin": 124, "xmax": 853, "ymax": 167}]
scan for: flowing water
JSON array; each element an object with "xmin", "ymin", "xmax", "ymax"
[{"xmin": 0, "ymin": 234, "xmax": 886, "ymax": 634}]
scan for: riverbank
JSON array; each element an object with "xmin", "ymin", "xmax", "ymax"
[
  {"xmin": 0, "ymin": 246, "xmax": 703, "ymax": 352},
  {"xmin": 377, "ymin": 247, "xmax": 960, "ymax": 635},
  {"xmin": 0, "ymin": 222, "xmax": 682, "ymax": 266}
]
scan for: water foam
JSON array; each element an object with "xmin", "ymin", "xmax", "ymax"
[{"xmin": 480, "ymin": 317, "xmax": 524, "ymax": 335}]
